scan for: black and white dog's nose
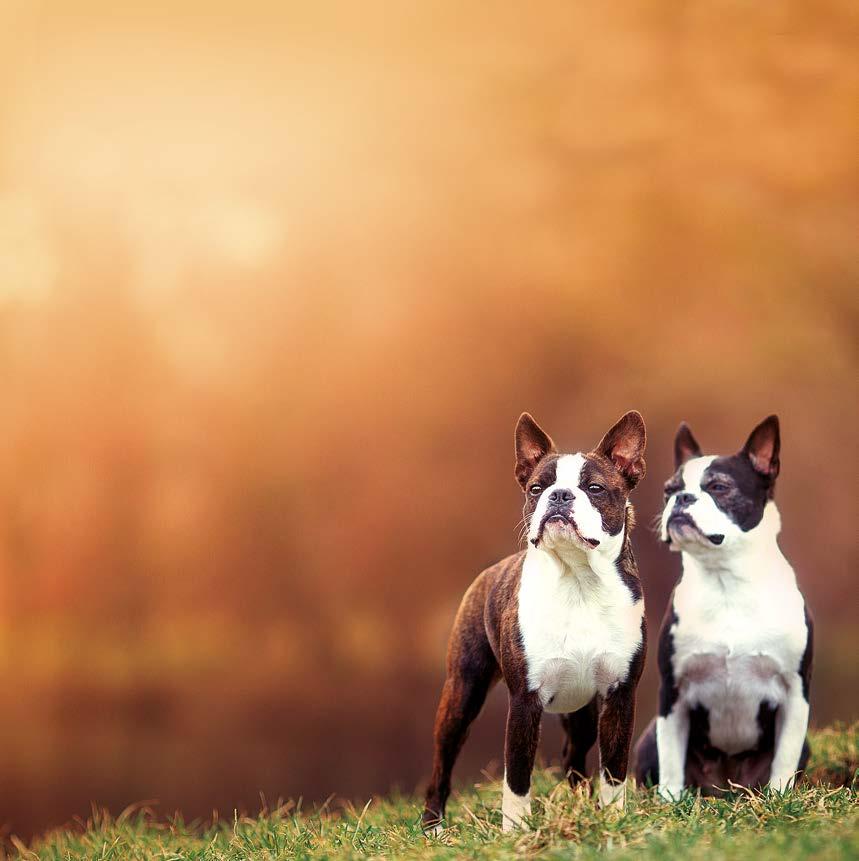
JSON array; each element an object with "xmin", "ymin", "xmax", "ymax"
[
  {"xmin": 675, "ymin": 492, "xmax": 696, "ymax": 507},
  {"xmin": 548, "ymin": 488, "xmax": 574, "ymax": 505}
]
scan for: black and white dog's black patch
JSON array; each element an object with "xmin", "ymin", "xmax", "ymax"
[{"xmin": 634, "ymin": 416, "xmax": 812, "ymax": 797}]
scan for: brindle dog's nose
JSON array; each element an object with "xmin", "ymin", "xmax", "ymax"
[
  {"xmin": 548, "ymin": 488, "xmax": 573, "ymax": 505},
  {"xmin": 675, "ymin": 492, "xmax": 696, "ymax": 507}
]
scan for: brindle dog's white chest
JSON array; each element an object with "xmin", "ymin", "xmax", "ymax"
[{"xmin": 518, "ymin": 553, "xmax": 643, "ymax": 716}]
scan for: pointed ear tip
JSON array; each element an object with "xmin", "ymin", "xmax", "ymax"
[
  {"xmin": 611, "ymin": 410, "xmax": 645, "ymax": 437},
  {"xmin": 750, "ymin": 414, "xmax": 780, "ymax": 440}
]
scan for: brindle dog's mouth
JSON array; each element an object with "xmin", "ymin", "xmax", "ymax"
[
  {"xmin": 531, "ymin": 511, "xmax": 600, "ymax": 549},
  {"xmin": 666, "ymin": 512, "xmax": 724, "ymax": 546}
]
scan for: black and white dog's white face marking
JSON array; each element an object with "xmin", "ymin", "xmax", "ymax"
[
  {"xmin": 514, "ymin": 411, "xmax": 646, "ymax": 561},
  {"xmin": 660, "ymin": 416, "xmax": 780, "ymax": 553}
]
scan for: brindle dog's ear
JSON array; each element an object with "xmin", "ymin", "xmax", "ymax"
[
  {"xmin": 742, "ymin": 415, "xmax": 780, "ymax": 480},
  {"xmin": 514, "ymin": 413, "xmax": 556, "ymax": 489},
  {"xmin": 674, "ymin": 421, "xmax": 703, "ymax": 468},
  {"xmin": 595, "ymin": 411, "xmax": 647, "ymax": 488}
]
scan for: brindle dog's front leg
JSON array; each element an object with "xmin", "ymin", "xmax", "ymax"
[
  {"xmin": 597, "ymin": 681, "xmax": 637, "ymax": 808},
  {"xmin": 502, "ymin": 690, "xmax": 542, "ymax": 831}
]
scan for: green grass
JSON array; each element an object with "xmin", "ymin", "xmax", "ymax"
[{"xmin": 13, "ymin": 723, "xmax": 858, "ymax": 860}]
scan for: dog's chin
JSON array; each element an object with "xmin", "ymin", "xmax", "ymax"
[
  {"xmin": 665, "ymin": 517, "xmax": 725, "ymax": 551},
  {"xmin": 533, "ymin": 515, "xmax": 599, "ymax": 551}
]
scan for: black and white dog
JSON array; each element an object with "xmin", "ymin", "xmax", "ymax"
[
  {"xmin": 423, "ymin": 412, "xmax": 647, "ymax": 831},
  {"xmin": 634, "ymin": 416, "xmax": 812, "ymax": 798}
]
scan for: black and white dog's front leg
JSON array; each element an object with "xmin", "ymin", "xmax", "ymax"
[
  {"xmin": 770, "ymin": 606, "xmax": 813, "ymax": 791},
  {"xmin": 655, "ymin": 703, "xmax": 689, "ymax": 800},
  {"xmin": 502, "ymin": 690, "xmax": 542, "ymax": 831},
  {"xmin": 655, "ymin": 604, "xmax": 686, "ymax": 800},
  {"xmin": 769, "ymin": 673, "xmax": 810, "ymax": 791}
]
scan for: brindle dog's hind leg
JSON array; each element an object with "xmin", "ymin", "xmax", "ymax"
[
  {"xmin": 560, "ymin": 697, "xmax": 599, "ymax": 787},
  {"xmin": 422, "ymin": 623, "xmax": 499, "ymax": 829}
]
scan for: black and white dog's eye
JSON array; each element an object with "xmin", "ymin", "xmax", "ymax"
[
  {"xmin": 587, "ymin": 483, "xmax": 604, "ymax": 494},
  {"xmin": 709, "ymin": 482, "xmax": 730, "ymax": 493},
  {"xmin": 529, "ymin": 484, "xmax": 542, "ymax": 496}
]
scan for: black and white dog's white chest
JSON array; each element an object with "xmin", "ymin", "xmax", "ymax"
[
  {"xmin": 518, "ymin": 551, "xmax": 644, "ymax": 715},
  {"xmin": 669, "ymin": 570, "xmax": 808, "ymax": 754}
]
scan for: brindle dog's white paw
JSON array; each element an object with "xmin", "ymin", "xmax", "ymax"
[
  {"xmin": 501, "ymin": 781, "xmax": 531, "ymax": 832},
  {"xmin": 598, "ymin": 776, "xmax": 627, "ymax": 809}
]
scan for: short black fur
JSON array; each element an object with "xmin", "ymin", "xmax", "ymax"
[
  {"xmin": 800, "ymin": 605, "xmax": 814, "ymax": 701},
  {"xmin": 701, "ymin": 454, "xmax": 774, "ymax": 531},
  {"xmin": 657, "ymin": 600, "xmax": 679, "ymax": 717}
]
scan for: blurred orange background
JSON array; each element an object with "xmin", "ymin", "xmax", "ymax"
[{"xmin": 0, "ymin": 0, "xmax": 856, "ymax": 839}]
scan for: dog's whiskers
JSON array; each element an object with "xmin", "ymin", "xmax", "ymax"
[
  {"xmin": 649, "ymin": 512, "xmax": 665, "ymax": 535},
  {"xmin": 514, "ymin": 506, "xmax": 532, "ymax": 547}
]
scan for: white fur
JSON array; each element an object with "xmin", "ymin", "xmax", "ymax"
[
  {"xmin": 502, "ymin": 774, "xmax": 531, "ymax": 831},
  {"xmin": 656, "ymin": 709, "xmax": 689, "ymax": 800},
  {"xmin": 770, "ymin": 673, "xmax": 811, "ymax": 790},
  {"xmin": 598, "ymin": 771, "xmax": 627, "ymax": 809},
  {"xmin": 657, "ymin": 461, "xmax": 809, "ymax": 797},
  {"xmin": 519, "ymin": 547, "xmax": 643, "ymax": 715}
]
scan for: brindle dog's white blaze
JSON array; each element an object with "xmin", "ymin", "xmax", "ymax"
[{"xmin": 655, "ymin": 451, "xmax": 809, "ymax": 798}]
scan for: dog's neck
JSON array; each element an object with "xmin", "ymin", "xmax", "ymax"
[
  {"xmin": 679, "ymin": 502, "xmax": 792, "ymax": 588},
  {"xmin": 526, "ymin": 526, "xmax": 625, "ymax": 587}
]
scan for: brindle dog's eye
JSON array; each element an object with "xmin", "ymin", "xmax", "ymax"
[
  {"xmin": 529, "ymin": 484, "xmax": 542, "ymax": 496},
  {"xmin": 708, "ymin": 482, "xmax": 730, "ymax": 493},
  {"xmin": 587, "ymin": 483, "xmax": 604, "ymax": 494}
]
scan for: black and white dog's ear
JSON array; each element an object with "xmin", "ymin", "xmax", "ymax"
[
  {"xmin": 674, "ymin": 421, "xmax": 703, "ymax": 468},
  {"xmin": 595, "ymin": 410, "xmax": 647, "ymax": 488},
  {"xmin": 514, "ymin": 413, "xmax": 556, "ymax": 489},
  {"xmin": 742, "ymin": 415, "xmax": 780, "ymax": 480}
]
